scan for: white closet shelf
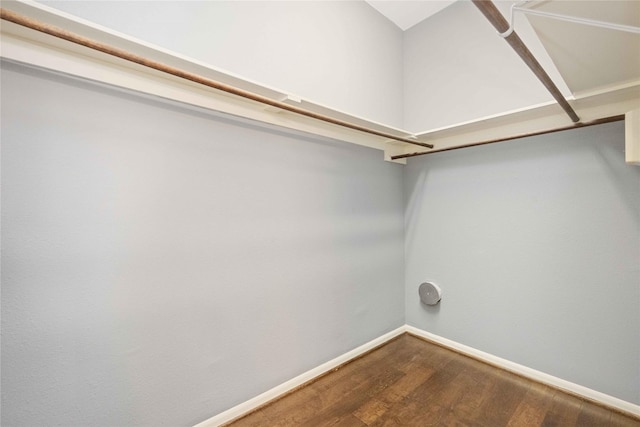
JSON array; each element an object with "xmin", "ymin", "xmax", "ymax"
[
  {"xmin": 1, "ymin": 0, "xmax": 638, "ymax": 162},
  {"xmin": 1, "ymin": 0, "xmax": 427, "ymax": 163},
  {"xmin": 406, "ymin": 81, "xmax": 639, "ymax": 158}
]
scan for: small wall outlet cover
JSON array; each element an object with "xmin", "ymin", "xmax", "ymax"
[{"xmin": 419, "ymin": 282, "xmax": 442, "ymax": 305}]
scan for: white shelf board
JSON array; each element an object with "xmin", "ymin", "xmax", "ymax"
[{"xmin": 2, "ymin": 0, "xmax": 638, "ymax": 163}]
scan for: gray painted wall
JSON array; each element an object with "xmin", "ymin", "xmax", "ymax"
[
  {"xmin": 37, "ymin": 0, "xmax": 404, "ymax": 128},
  {"xmin": 1, "ymin": 61, "xmax": 405, "ymax": 427},
  {"xmin": 404, "ymin": 121, "xmax": 640, "ymax": 404}
]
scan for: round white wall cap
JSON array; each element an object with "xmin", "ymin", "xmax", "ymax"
[{"xmin": 419, "ymin": 282, "xmax": 442, "ymax": 305}]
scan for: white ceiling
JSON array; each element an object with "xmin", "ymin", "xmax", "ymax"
[{"xmin": 365, "ymin": 0, "xmax": 456, "ymax": 31}]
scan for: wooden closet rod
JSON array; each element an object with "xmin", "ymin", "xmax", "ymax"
[
  {"xmin": 391, "ymin": 115, "xmax": 625, "ymax": 160},
  {"xmin": 0, "ymin": 9, "xmax": 434, "ymax": 150},
  {"xmin": 471, "ymin": 0, "xmax": 580, "ymax": 123}
]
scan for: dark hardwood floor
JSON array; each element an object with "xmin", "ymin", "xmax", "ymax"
[{"xmin": 224, "ymin": 334, "xmax": 640, "ymax": 426}]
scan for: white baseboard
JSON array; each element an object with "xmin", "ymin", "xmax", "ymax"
[
  {"xmin": 194, "ymin": 324, "xmax": 639, "ymax": 426},
  {"xmin": 405, "ymin": 325, "xmax": 640, "ymax": 418},
  {"xmin": 193, "ymin": 326, "xmax": 406, "ymax": 427}
]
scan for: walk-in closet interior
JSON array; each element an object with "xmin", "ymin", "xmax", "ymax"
[{"xmin": 1, "ymin": 0, "xmax": 639, "ymax": 425}]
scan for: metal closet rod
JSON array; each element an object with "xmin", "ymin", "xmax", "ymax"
[
  {"xmin": 472, "ymin": 0, "xmax": 580, "ymax": 124},
  {"xmin": 0, "ymin": 9, "xmax": 434, "ymax": 150},
  {"xmin": 391, "ymin": 114, "xmax": 625, "ymax": 160}
]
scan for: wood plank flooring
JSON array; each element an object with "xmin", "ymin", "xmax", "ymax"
[{"xmin": 224, "ymin": 334, "xmax": 640, "ymax": 427}]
